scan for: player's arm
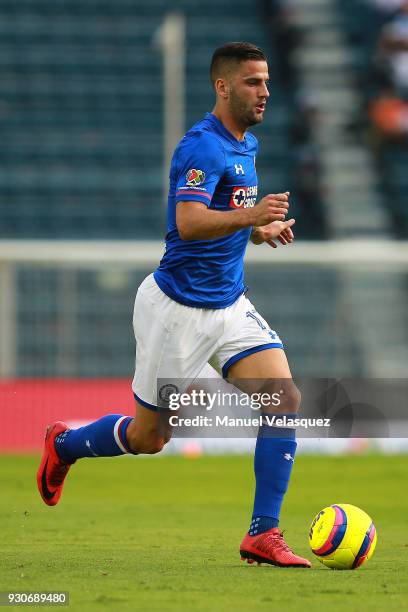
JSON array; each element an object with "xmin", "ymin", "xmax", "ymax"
[{"xmin": 176, "ymin": 193, "xmax": 290, "ymax": 241}]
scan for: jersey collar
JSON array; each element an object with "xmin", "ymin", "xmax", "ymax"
[{"xmin": 206, "ymin": 113, "xmax": 248, "ymax": 149}]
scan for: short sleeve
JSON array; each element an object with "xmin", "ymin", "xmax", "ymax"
[{"xmin": 174, "ymin": 132, "xmax": 225, "ymax": 207}]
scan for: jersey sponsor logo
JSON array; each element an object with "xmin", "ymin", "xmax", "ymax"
[
  {"xmin": 230, "ymin": 187, "xmax": 247, "ymax": 208},
  {"xmin": 229, "ymin": 185, "xmax": 258, "ymax": 209},
  {"xmin": 234, "ymin": 163, "xmax": 245, "ymax": 175},
  {"xmin": 186, "ymin": 168, "xmax": 206, "ymax": 186}
]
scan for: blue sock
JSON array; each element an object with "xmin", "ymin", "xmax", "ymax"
[
  {"xmin": 54, "ymin": 414, "xmax": 133, "ymax": 463},
  {"xmin": 250, "ymin": 416, "xmax": 297, "ymax": 535}
]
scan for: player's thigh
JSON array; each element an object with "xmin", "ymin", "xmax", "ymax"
[
  {"xmin": 227, "ymin": 346, "xmax": 292, "ymax": 379},
  {"xmin": 227, "ymin": 348, "xmax": 300, "ymax": 413},
  {"xmin": 132, "ymin": 274, "xmax": 224, "ymax": 408},
  {"xmin": 213, "ymin": 293, "xmax": 286, "ymax": 382},
  {"xmin": 131, "ymin": 274, "xmax": 178, "ymax": 408},
  {"xmin": 228, "ymin": 348, "xmax": 300, "ymax": 413},
  {"xmin": 130, "ymin": 275, "xmax": 223, "ymax": 451}
]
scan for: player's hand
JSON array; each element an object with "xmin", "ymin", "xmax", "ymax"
[
  {"xmin": 251, "ymin": 219, "xmax": 295, "ymax": 248},
  {"xmin": 250, "ymin": 192, "xmax": 290, "ymax": 227}
]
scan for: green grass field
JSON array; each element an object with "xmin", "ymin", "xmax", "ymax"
[{"xmin": 1, "ymin": 453, "xmax": 407, "ymax": 611}]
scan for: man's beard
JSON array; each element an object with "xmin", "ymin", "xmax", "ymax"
[{"xmin": 229, "ymin": 91, "xmax": 263, "ymax": 128}]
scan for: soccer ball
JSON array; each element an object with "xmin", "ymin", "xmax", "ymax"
[{"xmin": 309, "ymin": 503, "xmax": 377, "ymax": 570}]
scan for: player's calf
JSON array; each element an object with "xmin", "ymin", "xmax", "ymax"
[
  {"xmin": 126, "ymin": 402, "xmax": 173, "ymax": 454},
  {"xmin": 126, "ymin": 428, "xmax": 171, "ymax": 454}
]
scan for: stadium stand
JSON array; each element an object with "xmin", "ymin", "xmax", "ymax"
[
  {"xmin": 7, "ymin": 0, "xmax": 403, "ymax": 379},
  {"xmin": 338, "ymin": 0, "xmax": 408, "ymax": 238},
  {"xmin": 0, "ymin": 0, "xmax": 312, "ymax": 239},
  {"xmin": 0, "ymin": 1, "xmax": 164, "ymax": 238}
]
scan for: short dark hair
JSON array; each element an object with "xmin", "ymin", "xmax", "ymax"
[{"xmin": 210, "ymin": 42, "xmax": 267, "ymax": 86}]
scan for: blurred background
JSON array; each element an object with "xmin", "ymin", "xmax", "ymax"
[{"xmin": 1, "ymin": 0, "xmax": 408, "ymax": 453}]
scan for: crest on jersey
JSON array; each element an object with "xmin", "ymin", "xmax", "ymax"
[
  {"xmin": 229, "ymin": 185, "xmax": 257, "ymax": 209},
  {"xmin": 229, "ymin": 186, "xmax": 248, "ymax": 209},
  {"xmin": 186, "ymin": 168, "xmax": 206, "ymax": 186}
]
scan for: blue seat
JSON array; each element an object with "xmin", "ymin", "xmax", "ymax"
[{"xmin": 0, "ymin": 0, "xmax": 294, "ymax": 239}]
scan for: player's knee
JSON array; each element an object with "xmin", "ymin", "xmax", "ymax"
[
  {"xmin": 282, "ymin": 383, "xmax": 301, "ymax": 413},
  {"xmin": 260, "ymin": 380, "xmax": 301, "ymax": 414}
]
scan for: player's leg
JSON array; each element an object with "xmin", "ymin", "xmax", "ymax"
[
  {"xmin": 228, "ymin": 348, "xmax": 310, "ymax": 567},
  {"xmin": 212, "ymin": 294, "xmax": 310, "ymax": 566},
  {"xmin": 126, "ymin": 402, "xmax": 172, "ymax": 455},
  {"xmin": 227, "ymin": 348, "xmax": 299, "ymax": 530},
  {"xmin": 37, "ymin": 273, "xmax": 221, "ymax": 506},
  {"xmin": 37, "ymin": 401, "xmax": 172, "ymax": 506},
  {"xmin": 36, "ymin": 414, "xmax": 132, "ymax": 507},
  {"xmin": 37, "ymin": 274, "xmax": 175, "ymax": 506},
  {"xmin": 55, "ymin": 400, "xmax": 172, "ymax": 461}
]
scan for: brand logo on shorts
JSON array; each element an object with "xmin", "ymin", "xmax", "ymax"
[
  {"xmin": 159, "ymin": 383, "xmax": 179, "ymax": 405},
  {"xmin": 186, "ymin": 169, "xmax": 206, "ymax": 186}
]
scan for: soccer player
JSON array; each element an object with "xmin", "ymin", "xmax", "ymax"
[{"xmin": 37, "ymin": 42, "xmax": 311, "ymax": 568}]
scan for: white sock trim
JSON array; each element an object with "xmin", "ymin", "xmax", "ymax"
[{"xmin": 113, "ymin": 416, "xmax": 128, "ymax": 454}]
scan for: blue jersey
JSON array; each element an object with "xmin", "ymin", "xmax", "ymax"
[{"xmin": 154, "ymin": 112, "xmax": 258, "ymax": 309}]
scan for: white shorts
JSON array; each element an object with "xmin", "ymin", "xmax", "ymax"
[{"xmin": 131, "ymin": 274, "xmax": 283, "ymax": 410}]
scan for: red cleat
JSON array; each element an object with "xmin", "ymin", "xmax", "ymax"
[
  {"xmin": 240, "ymin": 528, "xmax": 311, "ymax": 568},
  {"xmin": 36, "ymin": 421, "xmax": 74, "ymax": 506}
]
